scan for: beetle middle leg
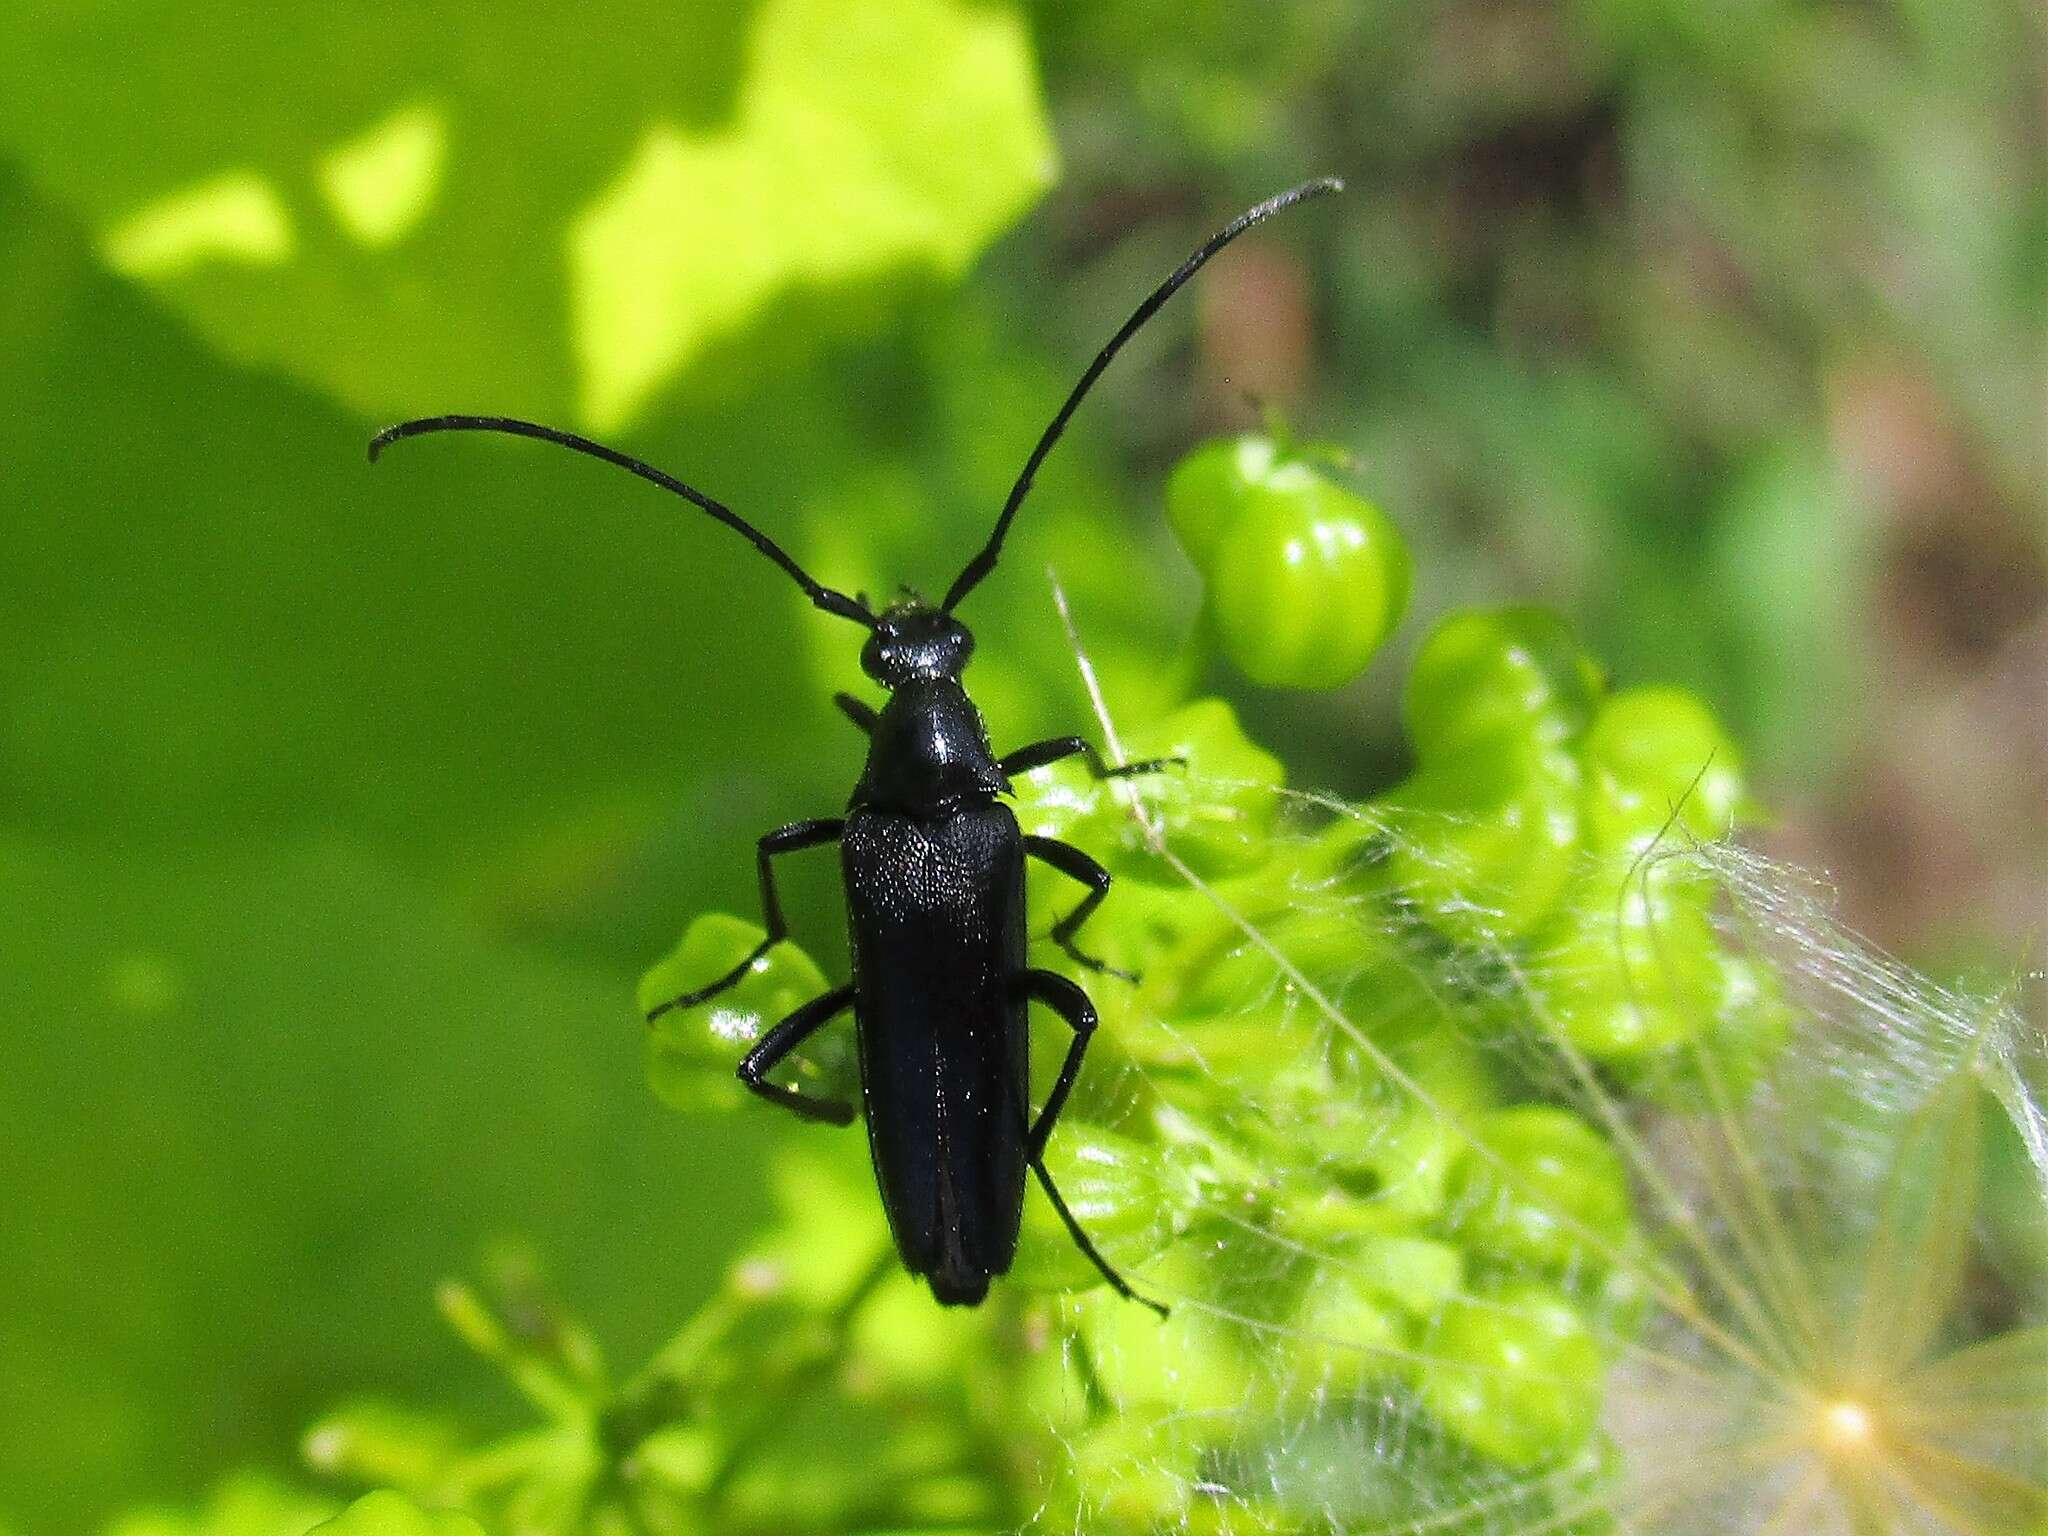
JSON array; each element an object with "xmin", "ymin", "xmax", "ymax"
[
  {"xmin": 1023, "ymin": 835, "xmax": 1133, "ymax": 981},
  {"xmin": 1014, "ymin": 968, "xmax": 1168, "ymax": 1316},
  {"xmin": 1016, "ymin": 969, "xmax": 1099, "ymax": 1159},
  {"xmin": 645, "ymin": 817, "xmax": 844, "ymax": 1022},
  {"xmin": 737, "ymin": 984, "xmax": 858, "ymax": 1126},
  {"xmin": 999, "ymin": 735, "xmax": 1180, "ymax": 781}
]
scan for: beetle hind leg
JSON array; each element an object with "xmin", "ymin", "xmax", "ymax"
[
  {"xmin": 736, "ymin": 984, "xmax": 858, "ymax": 1127},
  {"xmin": 1014, "ymin": 968, "xmax": 1169, "ymax": 1317},
  {"xmin": 1029, "ymin": 1152, "xmax": 1168, "ymax": 1318}
]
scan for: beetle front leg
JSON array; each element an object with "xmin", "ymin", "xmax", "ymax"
[
  {"xmin": 833, "ymin": 692, "xmax": 879, "ymax": 735},
  {"xmin": 1022, "ymin": 835, "xmax": 1133, "ymax": 981},
  {"xmin": 738, "ymin": 984, "xmax": 858, "ymax": 1126},
  {"xmin": 999, "ymin": 735, "xmax": 1180, "ymax": 781},
  {"xmin": 645, "ymin": 817, "xmax": 844, "ymax": 1022}
]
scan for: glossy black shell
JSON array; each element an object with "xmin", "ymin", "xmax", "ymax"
[{"xmin": 842, "ymin": 672, "xmax": 1023, "ymax": 1305}]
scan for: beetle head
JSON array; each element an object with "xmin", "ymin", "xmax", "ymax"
[{"xmin": 861, "ymin": 600, "xmax": 974, "ymax": 687}]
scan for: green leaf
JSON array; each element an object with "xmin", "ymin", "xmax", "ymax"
[
  {"xmin": 642, "ymin": 914, "xmax": 857, "ymax": 1114},
  {"xmin": 307, "ymin": 1492, "xmax": 484, "ymax": 1536},
  {"xmin": 100, "ymin": 1475, "xmax": 337, "ymax": 1536},
  {"xmin": 0, "ymin": 833, "xmax": 776, "ymax": 1527},
  {"xmin": 0, "ymin": 0, "xmax": 1054, "ymax": 430}
]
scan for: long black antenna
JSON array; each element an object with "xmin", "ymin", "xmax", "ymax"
[
  {"xmin": 368, "ymin": 414, "xmax": 877, "ymax": 628},
  {"xmin": 941, "ymin": 177, "xmax": 1345, "ymax": 614}
]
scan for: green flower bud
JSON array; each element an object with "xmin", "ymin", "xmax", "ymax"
[
  {"xmin": 1166, "ymin": 433, "xmax": 1274, "ymax": 568},
  {"xmin": 1014, "ymin": 697, "xmax": 1285, "ymax": 885},
  {"xmin": 1219, "ymin": 485, "xmax": 1409, "ymax": 690},
  {"xmin": 1374, "ymin": 608, "xmax": 1614, "ymax": 940},
  {"xmin": 640, "ymin": 916, "xmax": 856, "ymax": 1113},
  {"xmin": 1170, "ymin": 435, "xmax": 1411, "ymax": 689},
  {"xmin": 1347, "ymin": 1234, "xmax": 1466, "ymax": 1318},
  {"xmin": 1377, "ymin": 739, "xmax": 1583, "ymax": 945},
  {"xmin": 309, "ymin": 1492, "xmax": 485, "ymax": 1536},
  {"xmin": 1452, "ymin": 1106, "xmax": 1634, "ymax": 1272},
  {"xmin": 1286, "ymin": 1270, "xmax": 1408, "ymax": 1386},
  {"xmin": 1272, "ymin": 1030, "xmax": 1500, "ymax": 1240},
  {"xmin": 1417, "ymin": 1282, "xmax": 1605, "ymax": 1469},
  {"xmin": 301, "ymin": 1401, "xmax": 462, "ymax": 1490},
  {"xmin": 1529, "ymin": 869, "xmax": 1722, "ymax": 1060},
  {"xmin": 1613, "ymin": 951, "xmax": 1795, "ymax": 1108},
  {"xmin": 1403, "ymin": 608, "xmax": 1604, "ymax": 761},
  {"xmin": 1582, "ymin": 686, "xmax": 1747, "ymax": 854}
]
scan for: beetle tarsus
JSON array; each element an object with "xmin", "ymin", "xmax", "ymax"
[
  {"xmin": 1058, "ymin": 941, "xmax": 1138, "ymax": 984},
  {"xmin": 1023, "ymin": 835, "xmax": 1138, "ymax": 982},
  {"xmin": 646, "ymin": 939, "xmax": 774, "ymax": 1022},
  {"xmin": 648, "ymin": 817, "xmax": 851, "ymax": 1022},
  {"xmin": 1030, "ymin": 1150, "xmax": 1168, "ymax": 1319}
]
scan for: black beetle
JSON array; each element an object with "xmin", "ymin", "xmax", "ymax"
[{"xmin": 370, "ymin": 178, "xmax": 1342, "ymax": 1314}]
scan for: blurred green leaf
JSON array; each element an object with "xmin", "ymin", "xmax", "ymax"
[
  {"xmin": 0, "ymin": 161, "xmax": 841, "ymax": 899},
  {"xmin": 0, "ymin": 0, "xmax": 1054, "ymax": 430},
  {"xmin": 1707, "ymin": 443, "xmax": 1870, "ymax": 775},
  {"xmin": 308, "ymin": 1492, "xmax": 483, "ymax": 1536},
  {"xmin": 0, "ymin": 832, "xmax": 776, "ymax": 1529},
  {"xmin": 99, "ymin": 1475, "xmax": 336, "ymax": 1536}
]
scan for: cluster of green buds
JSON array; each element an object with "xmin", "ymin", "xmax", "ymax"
[
  {"xmin": 1375, "ymin": 606, "xmax": 1784, "ymax": 1097},
  {"xmin": 255, "ymin": 433, "xmax": 1792, "ymax": 1536},
  {"xmin": 610, "ymin": 434, "xmax": 1783, "ymax": 1531},
  {"xmin": 1165, "ymin": 431, "xmax": 1410, "ymax": 689}
]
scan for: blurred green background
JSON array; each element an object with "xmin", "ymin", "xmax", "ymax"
[{"xmin": 2, "ymin": 2, "xmax": 2041, "ymax": 1529}]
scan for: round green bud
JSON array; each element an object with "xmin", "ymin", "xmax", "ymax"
[
  {"xmin": 1417, "ymin": 1282, "xmax": 1605, "ymax": 1469},
  {"xmin": 639, "ymin": 914, "xmax": 857, "ymax": 1114},
  {"xmin": 1210, "ymin": 473, "xmax": 1410, "ymax": 691},
  {"xmin": 1529, "ymin": 869, "xmax": 1722, "ymax": 1060},
  {"xmin": 1582, "ymin": 686, "xmax": 1747, "ymax": 854},
  {"xmin": 1165, "ymin": 433, "xmax": 1276, "ymax": 567},
  {"xmin": 1612, "ymin": 951, "xmax": 1795, "ymax": 1108},
  {"xmin": 1170, "ymin": 434, "xmax": 1412, "ymax": 690},
  {"xmin": 1377, "ymin": 746, "xmax": 1583, "ymax": 943},
  {"xmin": 1452, "ymin": 1106, "xmax": 1634, "ymax": 1273},
  {"xmin": 1285, "ymin": 1269, "xmax": 1408, "ymax": 1388},
  {"xmin": 1342, "ymin": 1104, "xmax": 1463, "ymax": 1230},
  {"xmin": 1346, "ymin": 1233, "xmax": 1466, "ymax": 1319},
  {"xmin": 1403, "ymin": 607, "xmax": 1604, "ymax": 761}
]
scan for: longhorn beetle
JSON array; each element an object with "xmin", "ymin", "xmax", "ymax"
[{"xmin": 370, "ymin": 178, "xmax": 1342, "ymax": 1315}]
